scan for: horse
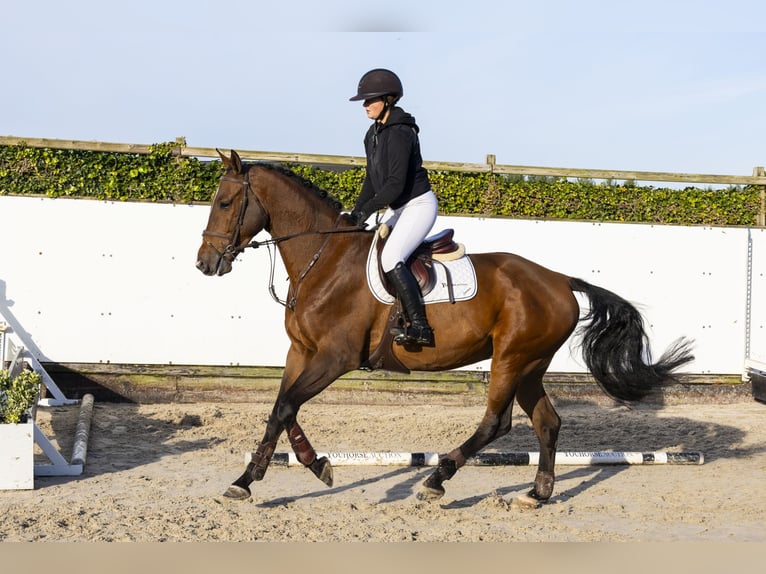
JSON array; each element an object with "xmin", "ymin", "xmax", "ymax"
[{"xmin": 196, "ymin": 149, "xmax": 694, "ymax": 503}]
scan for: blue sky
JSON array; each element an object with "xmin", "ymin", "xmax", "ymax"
[{"xmin": 2, "ymin": 0, "xmax": 765, "ymax": 178}]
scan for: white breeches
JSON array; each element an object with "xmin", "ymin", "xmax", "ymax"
[{"xmin": 380, "ymin": 190, "xmax": 438, "ymax": 272}]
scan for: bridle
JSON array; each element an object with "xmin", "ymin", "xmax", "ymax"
[
  {"xmin": 201, "ymin": 173, "xmax": 264, "ymax": 264},
  {"xmin": 201, "ymin": 169, "xmax": 370, "ymax": 309}
]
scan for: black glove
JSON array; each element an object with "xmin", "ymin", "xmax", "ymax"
[{"xmin": 350, "ymin": 210, "xmax": 368, "ymax": 228}]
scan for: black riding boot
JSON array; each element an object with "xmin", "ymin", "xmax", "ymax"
[{"xmin": 385, "ymin": 262, "xmax": 434, "ymax": 346}]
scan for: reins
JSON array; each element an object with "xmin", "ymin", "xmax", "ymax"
[
  {"xmin": 251, "ymin": 214, "xmax": 369, "ymax": 309},
  {"xmin": 245, "ymin": 223, "xmax": 368, "ymax": 251}
]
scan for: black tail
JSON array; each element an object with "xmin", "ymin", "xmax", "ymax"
[{"xmin": 569, "ymin": 277, "xmax": 694, "ymax": 402}]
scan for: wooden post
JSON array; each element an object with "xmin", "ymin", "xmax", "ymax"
[
  {"xmin": 173, "ymin": 136, "xmax": 187, "ymax": 164},
  {"xmin": 485, "ymin": 154, "xmax": 496, "ymax": 173},
  {"xmin": 755, "ymin": 166, "xmax": 765, "ymax": 227},
  {"xmin": 483, "ymin": 155, "xmax": 499, "ymax": 214},
  {"xmin": 173, "ymin": 136, "xmax": 186, "ymax": 161}
]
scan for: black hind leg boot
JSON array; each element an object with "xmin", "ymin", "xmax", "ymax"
[{"xmin": 385, "ymin": 262, "xmax": 434, "ymax": 346}]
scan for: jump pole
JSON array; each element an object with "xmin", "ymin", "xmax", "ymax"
[
  {"xmin": 34, "ymin": 393, "xmax": 95, "ymax": 477},
  {"xmin": 70, "ymin": 393, "xmax": 95, "ymax": 467},
  {"xmin": 247, "ymin": 451, "xmax": 704, "ymax": 467}
]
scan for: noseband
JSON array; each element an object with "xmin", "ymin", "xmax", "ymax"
[{"xmin": 202, "ymin": 173, "xmax": 266, "ymax": 263}]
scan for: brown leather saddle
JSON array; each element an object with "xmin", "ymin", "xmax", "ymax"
[{"xmin": 377, "ymin": 228, "xmax": 462, "ymax": 298}]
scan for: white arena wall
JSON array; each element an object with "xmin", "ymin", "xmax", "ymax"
[{"xmin": 1, "ymin": 195, "xmax": 764, "ymax": 376}]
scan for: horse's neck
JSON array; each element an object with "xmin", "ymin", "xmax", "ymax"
[
  {"xmin": 274, "ymin": 216, "xmax": 339, "ymax": 280},
  {"xmin": 255, "ymin": 169, "xmax": 341, "ymax": 280}
]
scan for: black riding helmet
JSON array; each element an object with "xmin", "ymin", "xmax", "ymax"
[{"xmin": 349, "ymin": 68, "xmax": 403, "ymax": 102}]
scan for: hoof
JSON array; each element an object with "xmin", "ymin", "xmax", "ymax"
[
  {"xmin": 416, "ymin": 484, "xmax": 445, "ymax": 501},
  {"xmin": 533, "ymin": 470, "xmax": 555, "ymax": 500},
  {"xmin": 223, "ymin": 484, "xmax": 252, "ymax": 500},
  {"xmin": 310, "ymin": 456, "xmax": 334, "ymax": 487},
  {"xmin": 511, "ymin": 493, "xmax": 541, "ymax": 510}
]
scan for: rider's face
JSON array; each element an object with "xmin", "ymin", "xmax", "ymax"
[{"xmin": 363, "ymin": 97, "xmax": 385, "ymax": 120}]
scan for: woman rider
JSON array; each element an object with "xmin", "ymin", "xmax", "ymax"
[{"xmin": 349, "ymin": 68, "xmax": 438, "ymax": 346}]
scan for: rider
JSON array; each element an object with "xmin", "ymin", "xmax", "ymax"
[{"xmin": 349, "ymin": 68, "xmax": 438, "ymax": 346}]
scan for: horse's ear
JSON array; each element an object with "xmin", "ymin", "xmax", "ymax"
[
  {"xmin": 216, "ymin": 149, "xmax": 243, "ymax": 174},
  {"xmin": 230, "ymin": 149, "xmax": 243, "ymax": 174},
  {"xmin": 216, "ymin": 148, "xmax": 231, "ymax": 169}
]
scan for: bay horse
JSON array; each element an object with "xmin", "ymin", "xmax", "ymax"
[{"xmin": 196, "ymin": 149, "xmax": 694, "ymax": 503}]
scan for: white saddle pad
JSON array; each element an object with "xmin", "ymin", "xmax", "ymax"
[{"xmin": 365, "ymin": 231, "xmax": 478, "ymax": 305}]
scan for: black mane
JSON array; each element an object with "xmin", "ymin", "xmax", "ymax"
[{"xmin": 254, "ymin": 162, "xmax": 344, "ymax": 212}]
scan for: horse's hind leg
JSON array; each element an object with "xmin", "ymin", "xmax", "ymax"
[
  {"xmin": 418, "ymin": 367, "xmax": 517, "ymax": 501},
  {"xmin": 516, "ymin": 376, "xmax": 561, "ymax": 501}
]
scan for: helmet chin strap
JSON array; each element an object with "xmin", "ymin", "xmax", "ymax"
[
  {"xmin": 375, "ymin": 103, "xmax": 388, "ymax": 123},
  {"xmin": 375, "ymin": 96, "xmax": 398, "ymax": 123}
]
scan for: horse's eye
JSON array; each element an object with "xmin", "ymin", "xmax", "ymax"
[{"xmin": 219, "ymin": 201, "xmax": 232, "ymax": 210}]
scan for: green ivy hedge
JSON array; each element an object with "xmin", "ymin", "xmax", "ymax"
[
  {"xmin": 249, "ymin": 163, "xmax": 763, "ymax": 226},
  {"xmin": 0, "ymin": 369, "xmax": 41, "ymax": 424},
  {"xmin": 0, "ymin": 142, "xmax": 761, "ymax": 226},
  {"xmin": 0, "ymin": 142, "xmax": 223, "ymax": 202}
]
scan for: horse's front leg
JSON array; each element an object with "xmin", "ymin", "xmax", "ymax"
[
  {"xmin": 224, "ymin": 351, "xmax": 353, "ymax": 499},
  {"xmin": 224, "ymin": 402, "xmax": 284, "ymax": 500},
  {"xmin": 225, "ymin": 407, "xmax": 334, "ymax": 499},
  {"xmin": 287, "ymin": 420, "xmax": 333, "ymax": 487},
  {"xmin": 275, "ymin": 366, "xmax": 347, "ymax": 487}
]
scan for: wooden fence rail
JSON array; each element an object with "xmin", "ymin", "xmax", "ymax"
[{"xmin": 3, "ymin": 134, "xmax": 765, "ymax": 224}]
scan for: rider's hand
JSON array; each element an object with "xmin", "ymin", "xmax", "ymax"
[{"xmin": 350, "ymin": 210, "xmax": 368, "ymax": 228}]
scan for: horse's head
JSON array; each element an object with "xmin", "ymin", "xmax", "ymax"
[{"xmin": 196, "ymin": 149, "xmax": 270, "ymax": 276}]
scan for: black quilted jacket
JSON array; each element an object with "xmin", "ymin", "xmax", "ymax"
[{"xmin": 353, "ymin": 106, "xmax": 432, "ymax": 219}]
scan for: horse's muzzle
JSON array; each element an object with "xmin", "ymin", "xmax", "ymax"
[
  {"xmin": 195, "ymin": 258, "xmax": 214, "ymax": 276},
  {"xmin": 196, "ymin": 252, "xmax": 233, "ymax": 276}
]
